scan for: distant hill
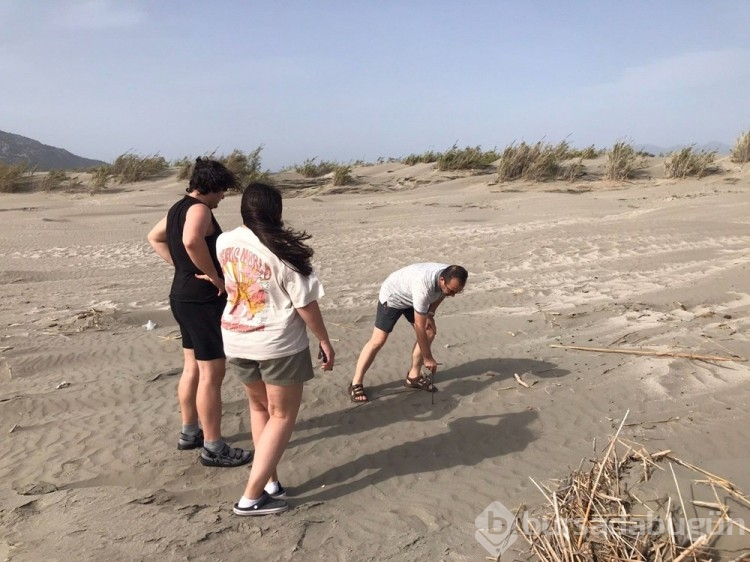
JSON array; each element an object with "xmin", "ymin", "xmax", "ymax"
[{"xmin": 0, "ymin": 130, "xmax": 108, "ymax": 171}]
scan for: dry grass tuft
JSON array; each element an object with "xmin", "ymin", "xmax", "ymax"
[
  {"xmin": 436, "ymin": 144, "xmax": 500, "ymax": 171},
  {"xmin": 604, "ymin": 141, "xmax": 648, "ymax": 180},
  {"xmin": 332, "ymin": 164, "xmax": 353, "ymax": 186},
  {"xmin": 0, "ymin": 161, "xmax": 33, "ymax": 193},
  {"xmin": 511, "ymin": 413, "xmax": 749, "ymax": 561},
  {"xmin": 110, "ymin": 152, "xmax": 169, "ymax": 183},
  {"xmin": 402, "ymin": 150, "xmax": 441, "ymax": 165},
  {"xmin": 730, "ymin": 129, "xmax": 750, "ymax": 164},
  {"xmin": 294, "ymin": 158, "xmax": 337, "ymax": 178},
  {"xmin": 496, "ymin": 140, "xmax": 571, "ymax": 182},
  {"xmin": 219, "ymin": 147, "xmax": 268, "ymax": 188},
  {"xmin": 664, "ymin": 147, "xmax": 717, "ymax": 178}
]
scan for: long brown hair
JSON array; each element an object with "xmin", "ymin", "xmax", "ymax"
[{"xmin": 240, "ymin": 182, "xmax": 314, "ymax": 276}]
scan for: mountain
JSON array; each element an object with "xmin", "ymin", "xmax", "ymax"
[{"xmin": 0, "ymin": 130, "xmax": 108, "ymax": 171}]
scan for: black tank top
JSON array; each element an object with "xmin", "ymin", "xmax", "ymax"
[{"xmin": 166, "ymin": 195, "xmax": 226, "ymax": 304}]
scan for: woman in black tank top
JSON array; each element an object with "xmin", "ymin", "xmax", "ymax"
[{"xmin": 147, "ymin": 157, "xmax": 252, "ymax": 468}]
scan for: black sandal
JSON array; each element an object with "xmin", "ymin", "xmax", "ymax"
[
  {"xmin": 348, "ymin": 383, "xmax": 369, "ymax": 403},
  {"xmin": 404, "ymin": 373, "xmax": 437, "ymax": 392}
]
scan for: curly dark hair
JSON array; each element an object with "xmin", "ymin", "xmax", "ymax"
[
  {"xmin": 240, "ymin": 182, "xmax": 314, "ymax": 276},
  {"xmin": 188, "ymin": 157, "xmax": 238, "ymax": 194}
]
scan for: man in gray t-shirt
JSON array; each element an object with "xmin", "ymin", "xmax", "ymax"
[{"xmin": 348, "ymin": 263, "xmax": 468, "ymax": 403}]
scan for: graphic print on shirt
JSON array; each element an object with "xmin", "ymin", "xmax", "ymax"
[{"xmin": 219, "ymin": 246, "xmax": 272, "ymax": 332}]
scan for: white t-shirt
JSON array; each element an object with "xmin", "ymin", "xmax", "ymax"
[
  {"xmin": 216, "ymin": 226, "xmax": 325, "ymax": 360},
  {"xmin": 378, "ymin": 262, "xmax": 448, "ymax": 314}
]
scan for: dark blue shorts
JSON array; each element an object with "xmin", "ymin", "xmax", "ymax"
[
  {"xmin": 170, "ymin": 298, "xmax": 225, "ymax": 361},
  {"xmin": 374, "ymin": 301, "xmax": 415, "ymax": 333}
]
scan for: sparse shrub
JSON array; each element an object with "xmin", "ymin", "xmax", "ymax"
[
  {"xmin": 173, "ymin": 157, "xmax": 192, "ymax": 181},
  {"xmin": 566, "ymin": 158, "xmax": 586, "ymax": 181},
  {"xmin": 0, "ymin": 161, "xmax": 32, "ymax": 193},
  {"xmin": 730, "ymin": 129, "xmax": 750, "ymax": 164},
  {"xmin": 567, "ymin": 145, "xmax": 601, "ymax": 159},
  {"xmin": 176, "ymin": 160, "xmax": 192, "ymax": 181},
  {"xmin": 219, "ymin": 146, "xmax": 269, "ymax": 187},
  {"xmin": 90, "ymin": 165, "xmax": 112, "ymax": 190},
  {"xmin": 664, "ymin": 146, "xmax": 716, "ymax": 178},
  {"xmin": 402, "ymin": 150, "xmax": 441, "ymax": 165},
  {"xmin": 110, "ymin": 152, "xmax": 169, "ymax": 183},
  {"xmin": 332, "ymin": 165, "xmax": 353, "ymax": 186},
  {"xmin": 436, "ymin": 144, "xmax": 500, "ymax": 171},
  {"xmin": 496, "ymin": 140, "xmax": 570, "ymax": 182},
  {"xmin": 41, "ymin": 170, "xmax": 70, "ymax": 191},
  {"xmin": 294, "ymin": 158, "xmax": 337, "ymax": 178},
  {"xmin": 604, "ymin": 141, "xmax": 648, "ymax": 180},
  {"xmin": 173, "ymin": 147, "xmax": 269, "ymax": 189}
]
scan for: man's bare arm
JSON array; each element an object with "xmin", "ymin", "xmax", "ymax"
[{"xmin": 147, "ymin": 216, "xmax": 173, "ymax": 266}]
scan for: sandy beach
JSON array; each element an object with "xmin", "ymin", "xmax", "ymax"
[{"xmin": 1, "ymin": 158, "xmax": 749, "ymax": 561}]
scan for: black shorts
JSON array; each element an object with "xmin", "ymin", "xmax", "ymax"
[
  {"xmin": 170, "ymin": 298, "xmax": 225, "ymax": 361},
  {"xmin": 374, "ymin": 301, "xmax": 415, "ymax": 333}
]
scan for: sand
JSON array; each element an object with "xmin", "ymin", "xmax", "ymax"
[{"xmin": 1, "ymin": 158, "xmax": 749, "ymax": 561}]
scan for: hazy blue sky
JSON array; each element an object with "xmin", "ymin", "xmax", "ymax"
[{"xmin": 2, "ymin": 1, "xmax": 749, "ymax": 170}]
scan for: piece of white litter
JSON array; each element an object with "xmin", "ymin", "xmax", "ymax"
[
  {"xmin": 56, "ymin": 381, "xmax": 71, "ymax": 389},
  {"xmin": 143, "ymin": 320, "xmax": 157, "ymax": 330}
]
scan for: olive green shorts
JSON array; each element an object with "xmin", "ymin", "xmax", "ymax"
[{"xmin": 229, "ymin": 348, "xmax": 315, "ymax": 386}]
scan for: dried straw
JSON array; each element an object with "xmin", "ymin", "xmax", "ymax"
[{"xmin": 513, "ymin": 417, "xmax": 748, "ymax": 561}]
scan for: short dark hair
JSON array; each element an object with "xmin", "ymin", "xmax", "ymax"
[
  {"xmin": 187, "ymin": 157, "xmax": 238, "ymax": 194},
  {"xmin": 440, "ymin": 265, "xmax": 468, "ymax": 286}
]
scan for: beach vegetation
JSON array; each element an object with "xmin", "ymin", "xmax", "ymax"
[
  {"xmin": 172, "ymin": 147, "xmax": 269, "ymax": 188},
  {"xmin": 219, "ymin": 146, "xmax": 269, "ymax": 188},
  {"xmin": 730, "ymin": 129, "xmax": 750, "ymax": 164},
  {"xmin": 174, "ymin": 157, "xmax": 192, "ymax": 181},
  {"xmin": 402, "ymin": 150, "xmax": 441, "ymax": 165},
  {"xmin": 603, "ymin": 141, "xmax": 648, "ymax": 180},
  {"xmin": 41, "ymin": 170, "xmax": 71, "ymax": 191},
  {"xmin": 436, "ymin": 144, "xmax": 500, "ymax": 171},
  {"xmin": 294, "ymin": 158, "xmax": 337, "ymax": 178},
  {"xmin": 332, "ymin": 165, "xmax": 353, "ymax": 186},
  {"xmin": 110, "ymin": 152, "xmax": 169, "ymax": 183},
  {"xmin": 664, "ymin": 146, "xmax": 717, "ymax": 178},
  {"xmin": 496, "ymin": 140, "xmax": 570, "ymax": 182},
  {"xmin": 90, "ymin": 165, "xmax": 112, "ymax": 191},
  {"xmin": 566, "ymin": 145, "xmax": 602, "ymax": 159},
  {"xmin": 0, "ymin": 161, "xmax": 33, "ymax": 193}
]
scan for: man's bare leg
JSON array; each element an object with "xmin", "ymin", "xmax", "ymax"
[
  {"xmin": 195, "ymin": 357, "xmax": 226, "ymax": 442},
  {"xmin": 178, "ymin": 349, "xmax": 200, "ymax": 425},
  {"xmin": 408, "ymin": 325, "xmax": 436, "ymax": 380},
  {"xmin": 352, "ymin": 328, "xmax": 389, "ymax": 385}
]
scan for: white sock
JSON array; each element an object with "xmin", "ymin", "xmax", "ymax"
[
  {"xmin": 237, "ymin": 495, "xmax": 261, "ymax": 508},
  {"xmin": 264, "ymin": 481, "xmax": 280, "ymax": 495}
]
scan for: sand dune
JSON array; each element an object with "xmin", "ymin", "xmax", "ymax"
[{"xmin": 1, "ymin": 160, "xmax": 749, "ymax": 560}]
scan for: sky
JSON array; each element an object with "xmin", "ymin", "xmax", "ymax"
[{"xmin": 1, "ymin": 1, "xmax": 749, "ymax": 171}]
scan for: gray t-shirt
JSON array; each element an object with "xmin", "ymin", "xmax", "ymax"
[{"xmin": 378, "ymin": 263, "xmax": 448, "ymax": 314}]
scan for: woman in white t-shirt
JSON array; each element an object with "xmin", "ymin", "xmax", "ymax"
[{"xmin": 217, "ymin": 182, "xmax": 335, "ymax": 516}]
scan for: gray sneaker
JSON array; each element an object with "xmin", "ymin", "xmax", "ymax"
[
  {"xmin": 177, "ymin": 429, "xmax": 204, "ymax": 450},
  {"xmin": 233, "ymin": 492, "xmax": 289, "ymax": 516},
  {"xmin": 199, "ymin": 444, "xmax": 253, "ymax": 468}
]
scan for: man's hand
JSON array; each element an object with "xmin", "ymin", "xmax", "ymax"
[
  {"xmin": 318, "ymin": 341, "xmax": 335, "ymax": 371},
  {"xmin": 195, "ymin": 273, "xmax": 226, "ymax": 296},
  {"xmin": 423, "ymin": 356, "xmax": 438, "ymax": 374}
]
